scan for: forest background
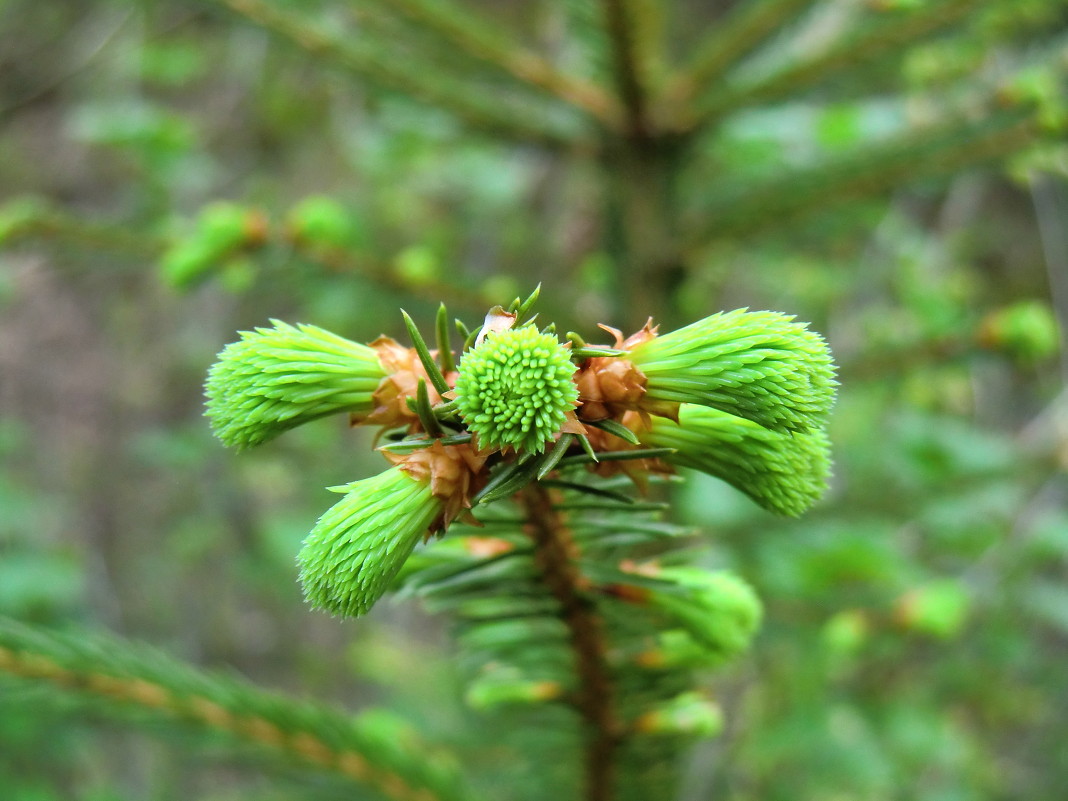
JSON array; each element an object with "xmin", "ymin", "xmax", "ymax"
[{"xmin": 0, "ymin": 0, "xmax": 1067, "ymax": 799}]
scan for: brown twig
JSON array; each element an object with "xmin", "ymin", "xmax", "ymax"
[{"xmin": 520, "ymin": 484, "xmax": 622, "ymax": 801}]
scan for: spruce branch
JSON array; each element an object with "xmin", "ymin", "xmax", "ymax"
[
  {"xmin": 561, "ymin": 0, "xmax": 616, "ymax": 86},
  {"xmin": 682, "ymin": 0, "xmax": 981, "ymax": 131},
  {"xmin": 691, "ymin": 107, "xmax": 1038, "ymax": 243},
  {"xmin": 211, "ymin": 0, "xmax": 580, "ymax": 149},
  {"xmin": 0, "ymin": 616, "xmax": 479, "ymax": 801},
  {"xmin": 0, "ymin": 196, "xmax": 483, "ymax": 310},
  {"xmin": 375, "ymin": 0, "xmax": 621, "ymax": 127},
  {"xmin": 520, "ymin": 484, "xmax": 623, "ymax": 801},
  {"xmin": 661, "ymin": 0, "xmax": 815, "ymax": 114},
  {"xmin": 283, "ymin": 236, "xmax": 485, "ymax": 313},
  {"xmin": 196, "ymin": 295, "xmax": 832, "ymax": 795},
  {"xmin": 0, "ymin": 199, "xmax": 165, "ymax": 257}
]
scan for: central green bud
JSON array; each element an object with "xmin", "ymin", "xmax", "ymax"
[{"xmin": 454, "ymin": 325, "xmax": 578, "ymax": 454}]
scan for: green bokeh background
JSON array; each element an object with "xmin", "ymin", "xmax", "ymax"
[{"xmin": 1, "ymin": 1, "xmax": 1066, "ymax": 799}]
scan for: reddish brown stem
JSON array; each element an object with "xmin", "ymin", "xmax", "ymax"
[{"xmin": 521, "ymin": 484, "xmax": 622, "ymax": 801}]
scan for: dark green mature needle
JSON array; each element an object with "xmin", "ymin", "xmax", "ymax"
[{"xmin": 401, "ymin": 309, "xmax": 452, "ymax": 397}]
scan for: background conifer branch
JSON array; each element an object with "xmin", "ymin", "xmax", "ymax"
[
  {"xmin": 372, "ymin": 0, "xmax": 622, "ymax": 126},
  {"xmin": 560, "ymin": 0, "xmax": 615, "ymax": 86},
  {"xmin": 213, "ymin": 0, "xmax": 581, "ymax": 148},
  {"xmin": 0, "ymin": 197, "xmax": 483, "ymax": 310},
  {"xmin": 284, "ymin": 237, "xmax": 487, "ymax": 312},
  {"xmin": 0, "ymin": 616, "xmax": 479, "ymax": 801},
  {"xmin": 683, "ymin": 0, "xmax": 982, "ymax": 131},
  {"xmin": 662, "ymin": 0, "xmax": 816, "ymax": 113},
  {"xmin": 0, "ymin": 200, "xmax": 165, "ymax": 257},
  {"xmin": 520, "ymin": 484, "xmax": 623, "ymax": 801},
  {"xmin": 690, "ymin": 107, "xmax": 1039, "ymax": 243}
]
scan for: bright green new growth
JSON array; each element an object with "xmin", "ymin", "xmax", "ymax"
[
  {"xmin": 640, "ymin": 403, "xmax": 831, "ymax": 516},
  {"xmin": 647, "ymin": 568, "xmax": 763, "ymax": 663},
  {"xmin": 640, "ymin": 692, "xmax": 724, "ymax": 738},
  {"xmin": 205, "ymin": 320, "xmax": 386, "ymax": 449},
  {"xmin": 453, "ymin": 325, "xmax": 578, "ymax": 454},
  {"xmin": 298, "ymin": 467, "xmax": 443, "ymax": 618},
  {"xmin": 629, "ymin": 309, "xmax": 837, "ymax": 434}
]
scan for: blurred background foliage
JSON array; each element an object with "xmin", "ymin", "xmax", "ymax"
[{"xmin": 1, "ymin": 0, "xmax": 1066, "ymax": 799}]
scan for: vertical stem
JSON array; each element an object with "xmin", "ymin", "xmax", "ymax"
[
  {"xmin": 1029, "ymin": 176, "xmax": 1068, "ymax": 382},
  {"xmin": 599, "ymin": 0, "xmax": 650, "ymax": 140},
  {"xmin": 603, "ymin": 137, "xmax": 688, "ymax": 328},
  {"xmin": 521, "ymin": 485, "xmax": 622, "ymax": 801}
]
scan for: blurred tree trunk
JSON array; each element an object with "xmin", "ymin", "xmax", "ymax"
[{"xmin": 603, "ymin": 134, "xmax": 688, "ymax": 329}]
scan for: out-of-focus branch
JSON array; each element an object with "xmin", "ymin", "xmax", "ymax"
[
  {"xmin": 689, "ymin": 107, "xmax": 1038, "ymax": 245},
  {"xmin": 0, "ymin": 199, "xmax": 486, "ymax": 311},
  {"xmin": 1029, "ymin": 176, "xmax": 1068, "ymax": 381},
  {"xmin": 381, "ymin": 0, "xmax": 622, "ymax": 127},
  {"xmin": 0, "ymin": 200, "xmax": 165, "ymax": 256},
  {"xmin": 661, "ymin": 0, "xmax": 815, "ymax": 115},
  {"xmin": 286, "ymin": 240, "xmax": 490, "ymax": 313},
  {"xmin": 211, "ymin": 0, "xmax": 584, "ymax": 149},
  {"xmin": 681, "ymin": 0, "xmax": 981, "ymax": 132},
  {"xmin": 0, "ymin": 616, "xmax": 480, "ymax": 801}
]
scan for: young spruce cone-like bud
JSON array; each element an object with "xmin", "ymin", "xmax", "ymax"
[
  {"xmin": 298, "ymin": 466, "xmax": 443, "ymax": 618},
  {"xmin": 638, "ymin": 404, "xmax": 832, "ymax": 517},
  {"xmin": 205, "ymin": 320, "xmax": 387, "ymax": 449},
  {"xmin": 453, "ymin": 325, "xmax": 578, "ymax": 454},
  {"xmin": 627, "ymin": 309, "xmax": 836, "ymax": 434}
]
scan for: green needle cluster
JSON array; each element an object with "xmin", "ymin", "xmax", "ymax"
[
  {"xmin": 628, "ymin": 309, "xmax": 836, "ymax": 434},
  {"xmin": 453, "ymin": 325, "xmax": 578, "ymax": 454},
  {"xmin": 205, "ymin": 320, "xmax": 386, "ymax": 449},
  {"xmin": 298, "ymin": 467, "xmax": 443, "ymax": 617},
  {"xmin": 640, "ymin": 403, "xmax": 832, "ymax": 516},
  {"xmin": 638, "ymin": 692, "xmax": 724, "ymax": 737},
  {"xmin": 646, "ymin": 568, "xmax": 763, "ymax": 663}
]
